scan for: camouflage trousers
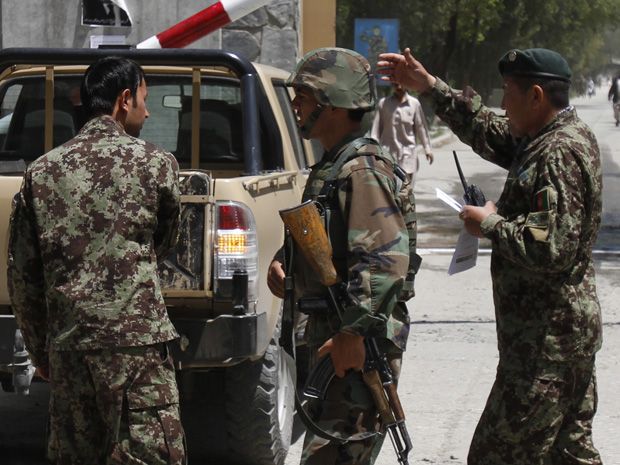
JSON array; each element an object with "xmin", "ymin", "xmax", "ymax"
[
  {"xmin": 468, "ymin": 357, "xmax": 601, "ymax": 465},
  {"xmin": 300, "ymin": 345, "xmax": 402, "ymax": 465},
  {"xmin": 47, "ymin": 343, "xmax": 186, "ymax": 465}
]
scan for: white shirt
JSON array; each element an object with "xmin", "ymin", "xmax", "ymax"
[{"xmin": 370, "ymin": 93, "xmax": 432, "ymax": 175}]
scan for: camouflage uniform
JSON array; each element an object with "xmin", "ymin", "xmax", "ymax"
[
  {"xmin": 296, "ymin": 135, "xmax": 411, "ymax": 465},
  {"xmin": 425, "ymin": 77, "xmax": 603, "ymax": 464},
  {"xmin": 295, "ymin": 137, "xmax": 411, "ymax": 351},
  {"xmin": 284, "ymin": 48, "xmax": 413, "ymax": 465},
  {"xmin": 8, "ymin": 115, "xmax": 185, "ymax": 464}
]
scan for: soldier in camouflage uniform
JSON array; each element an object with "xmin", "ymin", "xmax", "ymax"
[
  {"xmin": 378, "ymin": 48, "xmax": 603, "ymax": 464},
  {"xmin": 7, "ymin": 57, "xmax": 186, "ymax": 465},
  {"xmin": 267, "ymin": 48, "xmax": 414, "ymax": 465}
]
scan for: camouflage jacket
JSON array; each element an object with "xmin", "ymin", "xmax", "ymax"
[
  {"xmin": 8, "ymin": 115, "xmax": 180, "ymax": 366},
  {"xmin": 293, "ymin": 134, "xmax": 411, "ymax": 351},
  {"xmin": 426, "ymin": 78, "xmax": 603, "ymax": 364}
]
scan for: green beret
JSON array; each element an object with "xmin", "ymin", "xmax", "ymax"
[{"xmin": 498, "ymin": 48, "xmax": 572, "ymax": 82}]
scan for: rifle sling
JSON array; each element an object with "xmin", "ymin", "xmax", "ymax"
[
  {"xmin": 278, "ymin": 232, "xmax": 370, "ymax": 443},
  {"xmin": 279, "ymin": 232, "xmax": 296, "ymax": 356},
  {"xmin": 294, "ymin": 387, "xmax": 379, "ymax": 444}
]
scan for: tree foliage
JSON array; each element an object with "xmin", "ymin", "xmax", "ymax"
[{"xmin": 336, "ymin": 0, "xmax": 620, "ymax": 99}]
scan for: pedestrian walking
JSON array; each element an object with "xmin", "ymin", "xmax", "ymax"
[
  {"xmin": 267, "ymin": 47, "xmax": 417, "ymax": 465},
  {"xmin": 371, "ymin": 83, "xmax": 433, "ymax": 183},
  {"xmin": 378, "ymin": 47, "xmax": 603, "ymax": 465},
  {"xmin": 607, "ymin": 74, "xmax": 620, "ymax": 126},
  {"xmin": 587, "ymin": 77, "xmax": 595, "ymax": 98},
  {"xmin": 8, "ymin": 56, "xmax": 186, "ymax": 465}
]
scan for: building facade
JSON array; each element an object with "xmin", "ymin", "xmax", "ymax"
[{"xmin": 0, "ymin": 0, "xmax": 335, "ymax": 71}]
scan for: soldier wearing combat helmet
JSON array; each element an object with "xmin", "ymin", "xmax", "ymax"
[
  {"xmin": 285, "ymin": 47, "xmax": 376, "ymax": 137},
  {"xmin": 268, "ymin": 47, "xmax": 416, "ymax": 464},
  {"xmin": 379, "ymin": 47, "xmax": 603, "ymax": 464}
]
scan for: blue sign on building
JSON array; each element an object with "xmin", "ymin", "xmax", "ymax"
[{"xmin": 354, "ymin": 19, "xmax": 399, "ymax": 85}]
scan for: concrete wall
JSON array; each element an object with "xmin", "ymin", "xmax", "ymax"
[{"xmin": 0, "ymin": 0, "xmax": 301, "ymax": 71}]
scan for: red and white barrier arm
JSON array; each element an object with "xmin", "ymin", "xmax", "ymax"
[{"xmin": 137, "ymin": 0, "xmax": 273, "ymax": 49}]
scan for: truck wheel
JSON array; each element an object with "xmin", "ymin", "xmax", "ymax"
[
  {"xmin": 1, "ymin": 377, "xmax": 15, "ymax": 392},
  {"xmin": 226, "ymin": 334, "xmax": 295, "ymax": 465}
]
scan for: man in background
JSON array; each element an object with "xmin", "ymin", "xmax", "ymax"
[
  {"xmin": 371, "ymin": 82, "xmax": 433, "ymax": 183},
  {"xmin": 607, "ymin": 74, "xmax": 620, "ymax": 126}
]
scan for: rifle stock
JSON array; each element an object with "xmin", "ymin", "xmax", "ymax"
[{"xmin": 279, "ymin": 200, "xmax": 340, "ymax": 287}]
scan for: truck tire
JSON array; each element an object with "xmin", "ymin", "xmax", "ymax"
[
  {"xmin": 226, "ymin": 333, "xmax": 295, "ymax": 465},
  {"xmin": 1, "ymin": 376, "xmax": 15, "ymax": 392}
]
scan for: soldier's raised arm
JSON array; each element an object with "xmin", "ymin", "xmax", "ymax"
[{"xmin": 377, "ymin": 48, "xmax": 436, "ymax": 94}]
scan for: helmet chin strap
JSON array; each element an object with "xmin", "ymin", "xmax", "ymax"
[{"xmin": 299, "ymin": 104, "xmax": 325, "ymax": 139}]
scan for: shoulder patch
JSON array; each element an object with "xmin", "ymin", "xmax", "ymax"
[{"xmin": 532, "ymin": 186, "xmax": 557, "ymax": 211}]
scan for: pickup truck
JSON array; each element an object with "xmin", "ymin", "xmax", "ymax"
[{"xmin": 0, "ymin": 47, "xmax": 318, "ymax": 465}]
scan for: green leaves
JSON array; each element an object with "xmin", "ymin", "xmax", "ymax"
[{"xmin": 337, "ymin": 0, "xmax": 620, "ymax": 99}]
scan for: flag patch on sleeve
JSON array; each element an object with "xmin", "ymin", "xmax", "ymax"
[{"xmin": 532, "ymin": 186, "xmax": 556, "ymax": 211}]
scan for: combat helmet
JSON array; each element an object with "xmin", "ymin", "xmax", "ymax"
[{"xmin": 287, "ymin": 47, "xmax": 377, "ymax": 110}]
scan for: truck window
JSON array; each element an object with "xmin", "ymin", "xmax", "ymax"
[
  {"xmin": 0, "ymin": 76, "xmax": 83, "ymax": 164},
  {"xmin": 0, "ymin": 84, "xmax": 21, "ymax": 150},
  {"xmin": 144, "ymin": 76, "xmax": 245, "ymax": 170},
  {"xmin": 273, "ymin": 81, "xmax": 308, "ymax": 169},
  {"xmin": 0, "ymin": 74, "xmax": 247, "ymax": 171}
]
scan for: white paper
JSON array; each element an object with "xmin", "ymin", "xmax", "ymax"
[
  {"xmin": 435, "ymin": 188, "xmax": 462, "ymax": 212},
  {"xmin": 434, "ymin": 187, "xmax": 479, "ymax": 274},
  {"xmin": 448, "ymin": 229, "xmax": 479, "ymax": 275}
]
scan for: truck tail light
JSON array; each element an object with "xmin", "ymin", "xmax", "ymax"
[{"xmin": 214, "ymin": 201, "xmax": 258, "ymax": 303}]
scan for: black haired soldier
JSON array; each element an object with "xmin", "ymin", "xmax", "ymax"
[{"xmin": 8, "ymin": 57, "xmax": 186, "ymax": 465}]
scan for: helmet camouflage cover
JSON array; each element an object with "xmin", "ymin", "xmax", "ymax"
[{"xmin": 286, "ymin": 47, "xmax": 377, "ymax": 110}]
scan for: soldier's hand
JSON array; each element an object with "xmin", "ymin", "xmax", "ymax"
[
  {"xmin": 377, "ymin": 48, "xmax": 437, "ymax": 94},
  {"xmin": 318, "ymin": 332, "xmax": 365, "ymax": 378},
  {"xmin": 267, "ymin": 259, "xmax": 285, "ymax": 299},
  {"xmin": 426, "ymin": 152, "xmax": 434, "ymax": 164},
  {"xmin": 459, "ymin": 201, "xmax": 497, "ymax": 238}
]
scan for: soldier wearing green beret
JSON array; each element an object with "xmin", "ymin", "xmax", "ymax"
[
  {"xmin": 268, "ymin": 47, "xmax": 417, "ymax": 464},
  {"xmin": 378, "ymin": 47, "xmax": 602, "ymax": 464}
]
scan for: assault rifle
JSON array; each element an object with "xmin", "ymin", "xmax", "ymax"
[
  {"xmin": 453, "ymin": 150, "xmax": 486, "ymax": 207},
  {"xmin": 279, "ymin": 200, "xmax": 412, "ymax": 465}
]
